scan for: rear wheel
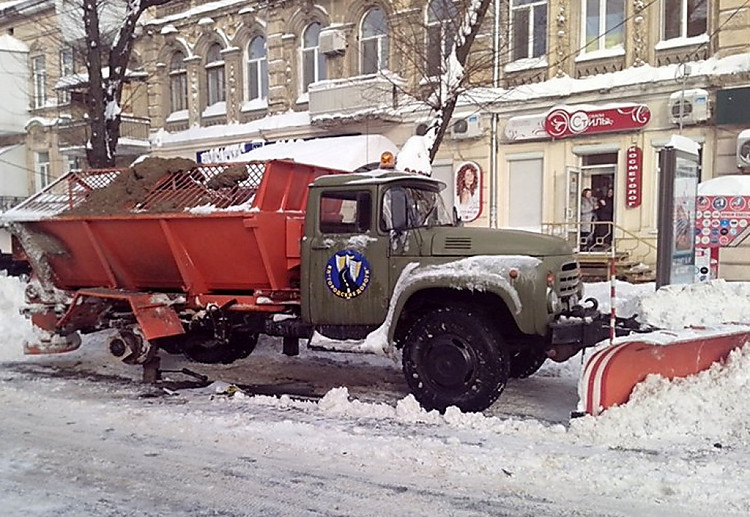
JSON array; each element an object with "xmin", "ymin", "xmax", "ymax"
[
  {"xmin": 509, "ymin": 348, "xmax": 548, "ymax": 379},
  {"xmin": 402, "ymin": 306, "xmax": 509, "ymax": 412}
]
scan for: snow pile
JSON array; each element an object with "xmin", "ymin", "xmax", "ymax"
[
  {"xmin": 637, "ymin": 280, "xmax": 750, "ymax": 328},
  {"xmin": 571, "ymin": 343, "xmax": 750, "ymax": 448},
  {"xmin": 0, "ymin": 274, "xmax": 35, "ymax": 361},
  {"xmin": 583, "ymin": 280, "xmax": 655, "ymax": 319}
]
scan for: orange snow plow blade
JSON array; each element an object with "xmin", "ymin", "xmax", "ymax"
[{"xmin": 580, "ymin": 329, "xmax": 750, "ymax": 416}]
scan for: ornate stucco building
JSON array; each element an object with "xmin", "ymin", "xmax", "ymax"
[{"xmin": 2, "ymin": 0, "xmax": 750, "ymax": 274}]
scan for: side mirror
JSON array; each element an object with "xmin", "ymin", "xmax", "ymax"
[
  {"xmin": 453, "ymin": 206, "xmax": 463, "ymax": 227},
  {"xmin": 388, "ymin": 188, "xmax": 408, "ymax": 232}
]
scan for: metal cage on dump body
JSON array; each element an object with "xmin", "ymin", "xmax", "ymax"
[{"xmin": 3, "ymin": 159, "xmax": 346, "ymax": 350}]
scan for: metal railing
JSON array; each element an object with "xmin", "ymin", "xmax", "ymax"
[
  {"xmin": 541, "ymin": 221, "xmax": 658, "ymax": 266},
  {"xmin": 57, "ymin": 115, "xmax": 151, "ymax": 148}
]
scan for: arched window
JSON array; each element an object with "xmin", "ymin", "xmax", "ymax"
[
  {"xmin": 301, "ymin": 22, "xmax": 326, "ymax": 94},
  {"xmin": 169, "ymin": 51, "xmax": 187, "ymax": 113},
  {"xmin": 360, "ymin": 8, "xmax": 388, "ymax": 74},
  {"xmin": 246, "ymin": 36, "xmax": 268, "ymax": 101},
  {"xmin": 205, "ymin": 43, "xmax": 225, "ymax": 105},
  {"xmin": 426, "ymin": 0, "xmax": 457, "ymax": 77}
]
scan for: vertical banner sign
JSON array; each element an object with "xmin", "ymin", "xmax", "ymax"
[
  {"xmin": 625, "ymin": 146, "xmax": 642, "ymax": 208},
  {"xmin": 656, "ymin": 138, "xmax": 700, "ymax": 288},
  {"xmin": 455, "ymin": 161, "xmax": 482, "ymax": 222}
]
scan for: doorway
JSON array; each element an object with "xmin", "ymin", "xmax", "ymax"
[{"xmin": 581, "ymin": 153, "xmax": 616, "ymax": 251}]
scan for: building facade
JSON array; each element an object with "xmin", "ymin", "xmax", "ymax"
[{"xmin": 3, "ymin": 0, "xmax": 750, "ymax": 273}]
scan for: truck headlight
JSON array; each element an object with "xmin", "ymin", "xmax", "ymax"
[{"xmin": 547, "ymin": 288, "xmax": 562, "ymax": 314}]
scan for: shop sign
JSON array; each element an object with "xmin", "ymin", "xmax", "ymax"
[
  {"xmin": 504, "ymin": 113, "xmax": 548, "ymax": 142},
  {"xmin": 625, "ymin": 146, "xmax": 642, "ymax": 208},
  {"xmin": 544, "ymin": 104, "xmax": 651, "ymax": 139},
  {"xmin": 196, "ymin": 141, "xmax": 267, "ymax": 164}
]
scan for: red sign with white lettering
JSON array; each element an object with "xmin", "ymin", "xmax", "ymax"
[
  {"xmin": 544, "ymin": 105, "xmax": 651, "ymax": 139},
  {"xmin": 625, "ymin": 145, "xmax": 642, "ymax": 208}
]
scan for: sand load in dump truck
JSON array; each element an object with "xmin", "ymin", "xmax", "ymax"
[{"xmin": 5, "ymin": 154, "xmax": 637, "ymax": 412}]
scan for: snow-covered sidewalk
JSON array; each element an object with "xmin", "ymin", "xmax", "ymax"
[{"xmin": 1, "ymin": 275, "xmax": 750, "ymax": 515}]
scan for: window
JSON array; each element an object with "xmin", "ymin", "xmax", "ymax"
[
  {"xmin": 58, "ymin": 48, "xmax": 74, "ymax": 105},
  {"xmin": 246, "ymin": 36, "xmax": 268, "ymax": 101},
  {"xmin": 583, "ymin": 0, "xmax": 625, "ymax": 52},
  {"xmin": 508, "ymin": 158, "xmax": 543, "ymax": 230},
  {"xmin": 381, "ymin": 186, "xmax": 452, "ymax": 231},
  {"xmin": 320, "ymin": 191, "xmax": 372, "ymax": 234},
  {"xmin": 302, "ymin": 22, "xmax": 326, "ymax": 93},
  {"xmin": 205, "ymin": 43, "xmax": 226, "ymax": 105},
  {"xmin": 510, "ymin": 0, "xmax": 548, "ymax": 61},
  {"xmin": 35, "ymin": 152, "xmax": 50, "ymax": 190},
  {"xmin": 426, "ymin": 0, "xmax": 457, "ymax": 77},
  {"xmin": 169, "ymin": 51, "xmax": 188, "ymax": 112},
  {"xmin": 66, "ymin": 155, "xmax": 81, "ymax": 173},
  {"xmin": 32, "ymin": 55, "xmax": 47, "ymax": 109},
  {"xmin": 662, "ymin": 0, "xmax": 707, "ymax": 40},
  {"xmin": 360, "ymin": 8, "xmax": 389, "ymax": 74}
]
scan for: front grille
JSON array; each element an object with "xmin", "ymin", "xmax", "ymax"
[{"xmin": 557, "ymin": 261, "xmax": 581, "ymax": 297}]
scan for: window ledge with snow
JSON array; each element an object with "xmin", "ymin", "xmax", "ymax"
[
  {"xmin": 166, "ymin": 109, "xmax": 189, "ymax": 123},
  {"xmin": 504, "ymin": 57, "xmax": 548, "ymax": 73},
  {"xmin": 241, "ymin": 98, "xmax": 268, "ymax": 112},
  {"xmin": 296, "ymin": 92, "xmax": 310, "ymax": 105},
  {"xmin": 655, "ymin": 34, "xmax": 709, "ymax": 51},
  {"xmin": 575, "ymin": 46, "xmax": 625, "ymax": 63},
  {"xmin": 202, "ymin": 102, "xmax": 227, "ymax": 118}
]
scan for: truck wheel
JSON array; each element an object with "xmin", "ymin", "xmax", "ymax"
[
  {"xmin": 402, "ymin": 306, "xmax": 509, "ymax": 412},
  {"xmin": 508, "ymin": 349, "xmax": 547, "ymax": 379}
]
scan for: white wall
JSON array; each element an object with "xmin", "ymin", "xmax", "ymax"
[
  {"xmin": 0, "ymin": 145, "xmax": 29, "ymax": 198},
  {"xmin": 0, "ymin": 35, "xmax": 29, "ymax": 135}
]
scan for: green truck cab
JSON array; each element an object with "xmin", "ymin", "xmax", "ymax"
[{"xmin": 301, "ymin": 169, "xmax": 603, "ymax": 412}]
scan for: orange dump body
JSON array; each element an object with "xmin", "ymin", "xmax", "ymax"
[{"xmin": 12, "ymin": 160, "xmax": 342, "ymax": 298}]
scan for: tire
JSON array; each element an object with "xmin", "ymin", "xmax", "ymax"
[
  {"xmin": 508, "ymin": 348, "xmax": 547, "ymax": 379},
  {"xmin": 402, "ymin": 306, "xmax": 509, "ymax": 413}
]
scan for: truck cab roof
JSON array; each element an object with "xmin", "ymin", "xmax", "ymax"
[{"xmin": 311, "ymin": 170, "xmax": 446, "ymax": 190}]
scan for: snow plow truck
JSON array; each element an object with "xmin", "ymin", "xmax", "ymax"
[{"xmin": 2, "ymin": 154, "xmax": 609, "ymax": 412}]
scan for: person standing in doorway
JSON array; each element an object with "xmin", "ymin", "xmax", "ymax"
[
  {"xmin": 580, "ymin": 188, "xmax": 596, "ymax": 251},
  {"xmin": 595, "ymin": 187, "xmax": 614, "ymax": 249}
]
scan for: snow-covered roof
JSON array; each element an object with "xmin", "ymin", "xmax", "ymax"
[
  {"xmin": 154, "ymin": 111, "xmax": 312, "ymax": 148},
  {"xmin": 144, "ymin": 0, "xmax": 248, "ymax": 26},
  {"xmin": 0, "ymin": 33, "xmax": 28, "ymax": 52},
  {"xmin": 231, "ymin": 134, "xmax": 399, "ymax": 172},
  {"xmin": 698, "ymin": 175, "xmax": 750, "ymax": 196}
]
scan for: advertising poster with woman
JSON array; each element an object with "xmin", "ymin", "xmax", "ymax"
[{"xmin": 455, "ymin": 161, "xmax": 482, "ymax": 222}]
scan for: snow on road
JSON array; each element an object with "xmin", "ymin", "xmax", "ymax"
[{"xmin": 1, "ymin": 274, "xmax": 750, "ymax": 516}]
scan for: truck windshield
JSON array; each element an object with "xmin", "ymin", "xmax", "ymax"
[{"xmin": 382, "ymin": 186, "xmax": 453, "ymax": 231}]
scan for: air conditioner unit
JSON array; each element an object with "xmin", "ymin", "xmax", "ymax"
[
  {"xmin": 736, "ymin": 129, "xmax": 750, "ymax": 168},
  {"xmin": 319, "ymin": 29, "xmax": 346, "ymax": 55},
  {"xmin": 450, "ymin": 114, "xmax": 482, "ymax": 139},
  {"xmin": 669, "ymin": 89, "xmax": 709, "ymax": 125}
]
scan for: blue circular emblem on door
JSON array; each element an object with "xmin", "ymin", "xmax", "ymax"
[{"xmin": 325, "ymin": 249, "xmax": 372, "ymax": 299}]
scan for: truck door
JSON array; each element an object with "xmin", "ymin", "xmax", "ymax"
[{"xmin": 305, "ymin": 189, "xmax": 389, "ymax": 326}]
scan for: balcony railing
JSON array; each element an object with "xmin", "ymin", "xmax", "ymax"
[{"xmin": 57, "ymin": 115, "xmax": 151, "ymax": 152}]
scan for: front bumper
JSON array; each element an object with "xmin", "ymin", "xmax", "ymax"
[{"xmin": 549, "ymin": 299, "xmax": 615, "ymax": 350}]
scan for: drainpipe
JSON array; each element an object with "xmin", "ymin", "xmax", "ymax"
[{"xmin": 489, "ymin": 0, "xmax": 500, "ymax": 228}]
